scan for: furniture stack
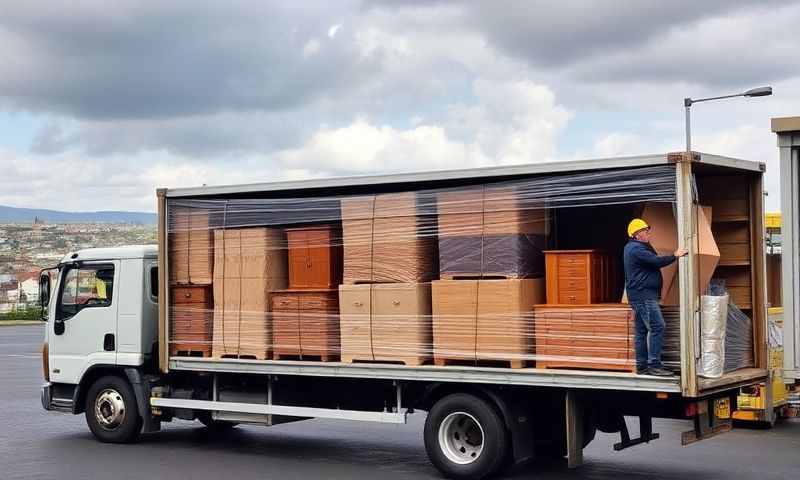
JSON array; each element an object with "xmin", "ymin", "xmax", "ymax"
[
  {"xmin": 533, "ymin": 305, "xmax": 636, "ymax": 371},
  {"xmin": 168, "ymin": 205, "xmax": 214, "ymax": 357},
  {"xmin": 432, "ymin": 186, "xmax": 548, "ymax": 367},
  {"xmin": 534, "ymin": 249, "xmax": 634, "ymax": 372},
  {"xmin": 339, "ymin": 193, "xmax": 436, "ymax": 365},
  {"xmin": 211, "ymin": 228, "xmax": 287, "ymax": 359},
  {"xmin": 271, "ymin": 226, "xmax": 342, "ymax": 360}
]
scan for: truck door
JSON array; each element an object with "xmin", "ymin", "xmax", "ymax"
[{"xmin": 49, "ymin": 261, "xmax": 119, "ymax": 384}]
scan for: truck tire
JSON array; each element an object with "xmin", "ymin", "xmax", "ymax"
[
  {"xmin": 424, "ymin": 393, "xmax": 509, "ymax": 480},
  {"xmin": 85, "ymin": 375, "xmax": 142, "ymax": 443}
]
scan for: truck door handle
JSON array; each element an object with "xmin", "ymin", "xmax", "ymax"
[{"xmin": 103, "ymin": 334, "xmax": 115, "ymax": 352}]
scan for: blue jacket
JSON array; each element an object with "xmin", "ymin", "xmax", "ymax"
[{"xmin": 623, "ymin": 240, "xmax": 677, "ymax": 302}]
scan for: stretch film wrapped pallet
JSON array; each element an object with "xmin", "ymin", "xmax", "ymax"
[
  {"xmin": 437, "ymin": 186, "xmax": 547, "ymax": 279},
  {"xmin": 341, "ymin": 192, "xmax": 436, "ymax": 284},
  {"xmin": 431, "ymin": 279, "xmax": 545, "ymax": 367},
  {"xmin": 212, "ymin": 228, "xmax": 288, "ymax": 359},
  {"xmin": 339, "ymin": 283, "xmax": 432, "ymax": 365},
  {"xmin": 533, "ymin": 305, "xmax": 636, "ymax": 372}
]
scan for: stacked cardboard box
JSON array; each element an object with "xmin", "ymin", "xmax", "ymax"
[
  {"xmin": 532, "ymin": 305, "xmax": 636, "ymax": 372},
  {"xmin": 431, "ymin": 279, "xmax": 545, "ymax": 367},
  {"xmin": 341, "ymin": 193, "xmax": 436, "ymax": 284},
  {"xmin": 169, "ymin": 205, "xmax": 214, "ymax": 285},
  {"xmin": 212, "ymin": 228, "xmax": 287, "ymax": 359},
  {"xmin": 339, "ymin": 283, "xmax": 432, "ymax": 365},
  {"xmin": 437, "ymin": 186, "xmax": 548, "ymax": 279},
  {"xmin": 339, "ymin": 193, "xmax": 436, "ymax": 365}
]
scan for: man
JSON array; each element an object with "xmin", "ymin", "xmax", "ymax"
[{"xmin": 624, "ymin": 218, "xmax": 688, "ymax": 376}]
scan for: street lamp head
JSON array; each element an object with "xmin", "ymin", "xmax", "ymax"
[{"xmin": 744, "ymin": 86, "xmax": 772, "ymax": 97}]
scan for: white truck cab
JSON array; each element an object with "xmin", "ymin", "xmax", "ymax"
[{"xmin": 40, "ymin": 245, "xmax": 159, "ymax": 431}]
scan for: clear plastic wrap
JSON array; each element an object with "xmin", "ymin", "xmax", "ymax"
[
  {"xmin": 164, "ymin": 163, "xmax": 735, "ymax": 373},
  {"xmin": 724, "ymin": 302, "xmax": 754, "ymax": 372},
  {"xmin": 698, "ymin": 294, "xmax": 729, "ymax": 378}
]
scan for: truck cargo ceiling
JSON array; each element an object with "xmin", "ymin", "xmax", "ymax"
[
  {"xmin": 162, "ymin": 152, "xmax": 760, "ymax": 199},
  {"xmin": 169, "ymin": 358, "xmax": 682, "ymax": 393}
]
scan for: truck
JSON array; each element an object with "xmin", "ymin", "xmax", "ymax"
[{"xmin": 39, "ymin": 151, "xmax": 770, "ymax": 480}]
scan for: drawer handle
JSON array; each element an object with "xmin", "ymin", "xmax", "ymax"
[
  {"xmin": 354, "ymin": 301, "xmax": 363, "ymax": 307},
  {"xmin": 392, "ymin": 300, "xmax": 400, "ymax": 306},
  {"xmin": 184, "ymin": 292, "xmax": 191, "ymax": 298}
]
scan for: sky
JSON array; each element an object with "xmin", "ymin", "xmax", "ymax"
[{"xmin": 1, "ymin": 1, "xmax": 798, "ymax": 213}]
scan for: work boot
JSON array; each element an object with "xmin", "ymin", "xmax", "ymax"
[
  {"xmin": 645, "ymin": 367, "xmax": 674, "ymax": 377},
  {"xmin": 636, "ymin": 366, "xmax": 648, "ymax": 375}
]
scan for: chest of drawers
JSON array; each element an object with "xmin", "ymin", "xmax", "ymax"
[{"xmin": 544, "ymin": 250, "xmax": 613, "ymax": 305}]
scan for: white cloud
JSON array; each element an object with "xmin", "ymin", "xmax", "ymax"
[
  {"xmin": 328, "ymin": 23, "xmax": 341, "ymax": 38},
  {"xmin": 302, "ymin": 38, "xmax": 321, "ymax": 58}
]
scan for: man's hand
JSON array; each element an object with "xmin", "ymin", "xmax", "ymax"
[{"xmin": 674, "ymin": 248, "xmax": 688, "ymax": 257}]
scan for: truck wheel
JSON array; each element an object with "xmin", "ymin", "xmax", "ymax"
[
  {"xmin": 424, "ymin": 393, "xmax": 508, "ymax": 480},
  {"xmin": 85, "ymin": 375, "xmax": 142, "ymax": 443}
]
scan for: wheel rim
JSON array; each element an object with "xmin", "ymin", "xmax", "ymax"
[
  {"xmin": 94, "ymin": 388, "xmax": 126, "ymax": 430},
  {"xmin": 438, "ymin": 412, "xmax": 485, "ymax": 465}
]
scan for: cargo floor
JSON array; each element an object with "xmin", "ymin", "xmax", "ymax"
[{"xmin": 170, "ymin": 356, "xmax": 681, "ymax": 393}]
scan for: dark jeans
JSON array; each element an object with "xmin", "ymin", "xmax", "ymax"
[{"xmin": 629, "ymin": 299, "xmax": 665, "ymax": 370}]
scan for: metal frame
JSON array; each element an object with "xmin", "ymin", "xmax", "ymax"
[
  {"xmin": 778, "ymin": 132, "xmax": 800, "ymax": 380},
  {"xmin": 158, "ymin": 151, "xmax": 767, "ymax": 395},
  {"xmin": 170, "ymin": 357, "xmax": 681, "ymax": 393},
  {"xmin": 161, "ymin": 152, "xmax": 762, "ymax": 199},
  {"xmin": 150, "ymin": 397, "xmax": 407, "ymax": 424}
]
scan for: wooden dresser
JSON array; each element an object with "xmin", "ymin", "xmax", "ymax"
[
  {"xmin": 544, "ymin": 250, "xmax": 613, "ymax": 305},
  {"xmin": 271, "ymin": 289, "xmax": 340, "ymax": 360},
  {"xmin": 170, "ymin": 286, "xmax": 213, "ymax": 357},
  {"xmin": 532, "ymin": 304, "xmax": 635, "ymax": 372},
  {"xmin": 286, "ymin": 226, "xmax": 342, "ymax": 289}
]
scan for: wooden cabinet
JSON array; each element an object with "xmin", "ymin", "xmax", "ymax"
[
  {"xmin": 286, "ymin": 226, "xmax": 342, "ymax": 289},
  {"xmin": 170, "ymin": 285, "xmax": 213, "ymax": 357},
  {"xmin": 533, "ymin": 304, "xmax": 635, "ymax": 372},
  {"xmin": 271, "ymin": 289, "xmax": 339, "ymax": 360},
  {"xmin": 339, "ymin": 283, "xmax": 432, "ymax": 365},
  {"xmin": 544, "ymin": 250, "xmax": 613, "ymax": 305}
]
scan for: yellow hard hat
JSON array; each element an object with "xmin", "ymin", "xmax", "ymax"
[{"xmin": 627, "ymin": 218, "xmax": 650, "ymax": 237}]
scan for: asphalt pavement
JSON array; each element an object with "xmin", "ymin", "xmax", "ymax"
[{"xmin": 2, "ymin": 324, "xmax": 799, "ymax": 479}]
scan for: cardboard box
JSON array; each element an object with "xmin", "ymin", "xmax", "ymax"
[
  {"xmin": 169, "ymin": 206, "xmax": 214, "ymax": 285},
  {"xmin": 641, "ymin": 203, "xmax": 719, "ymax": 305},
  {"xmin": 431, "ymin": 278, "xmax": 545, "ymax": 367},
  {"xmin": 211, "ymin": 228, "xmax": 288, "ymax": 359},
  {"xmin": 437, "ymin": 187, "xmax": 548, "ymax": 278},
  {"xmin": 341, "ymin": 193, "xmax": 436, "ymax": 284},
  {"xmin": 339, "ymin": 283, "xmax": 432, "ymax": 365}
]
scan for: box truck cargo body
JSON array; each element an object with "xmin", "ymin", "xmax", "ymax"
[{"xmin": 40, "ymin": 151, "xmax": 768, "ymax": 479}]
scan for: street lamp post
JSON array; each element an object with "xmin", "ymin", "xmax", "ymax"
[{"xmin": 684, "ymin": 86, "xmax": 772, "ymax": 153}]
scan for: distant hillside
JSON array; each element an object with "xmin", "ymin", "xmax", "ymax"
[{"xmin": 0, "ymin": 205, "xmax": 156, "ymax": 224}]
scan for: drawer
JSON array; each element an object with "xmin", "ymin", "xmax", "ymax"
[
  {"xmin": 557, "ymin": 277, "xmax": 586, "ymax": 291},
  {"xmin": 557, "ymin": 289, "xmax": 588, "ymax": 305},
  {"xmin": 171, "ymin": 286, "xmax": 211, "ymax": 305},
  {"xmin": 272, "ymin": 295, "xmax": 298, "ymax": 311},
  {"xmin": 300, "ymin": 294, "xmax": 338, "ymax": 311}
]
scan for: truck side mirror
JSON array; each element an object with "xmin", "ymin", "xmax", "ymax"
[{"xmin": 39, "ymin": 272, "xmax": 50, "ymax": 322}]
